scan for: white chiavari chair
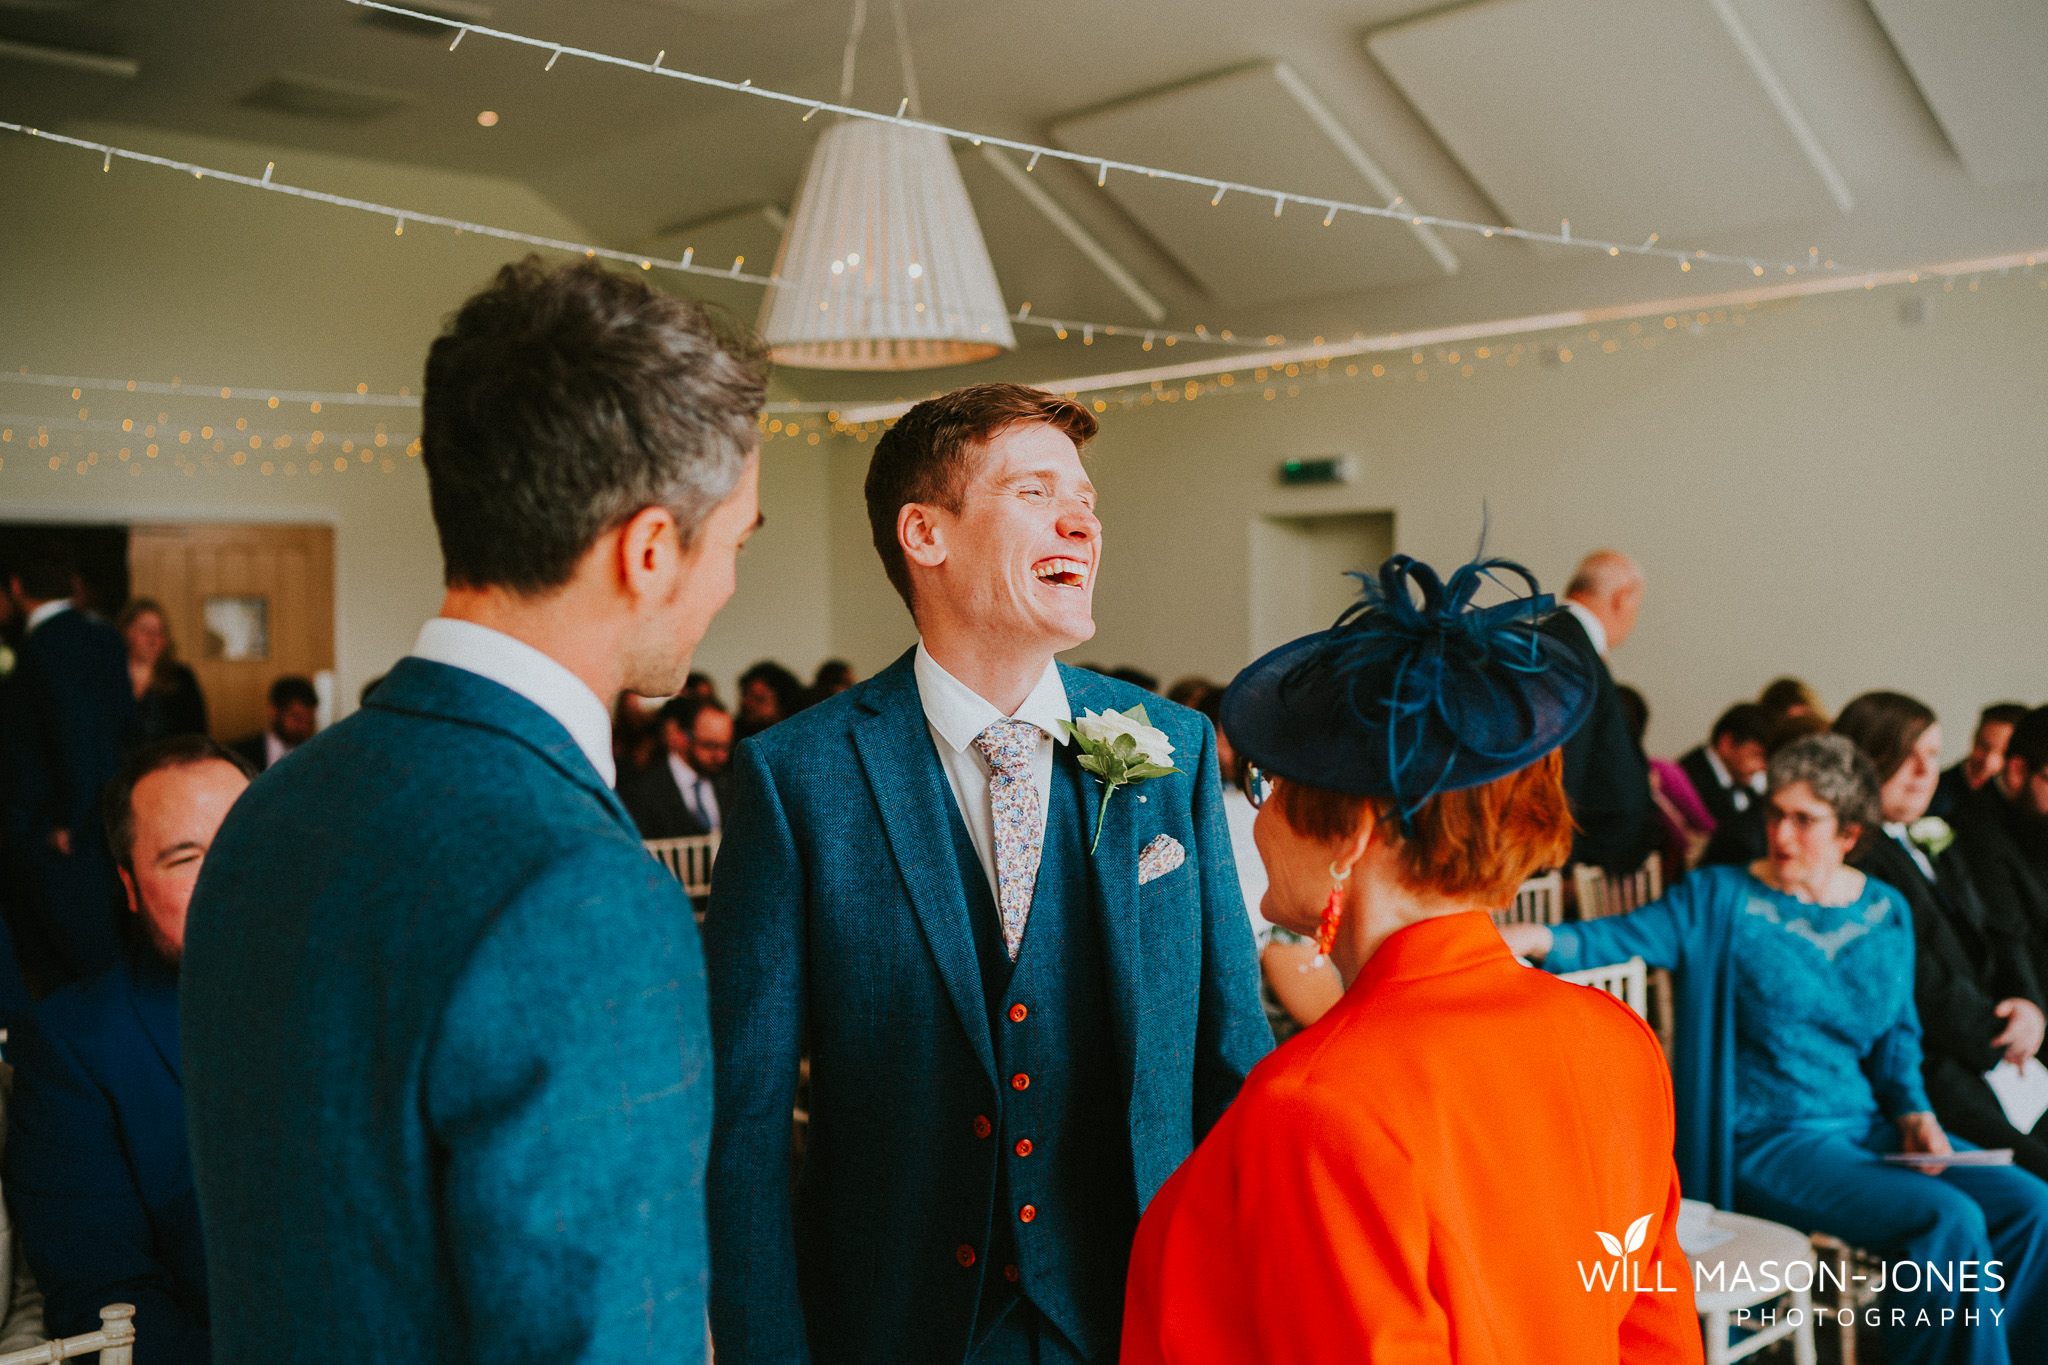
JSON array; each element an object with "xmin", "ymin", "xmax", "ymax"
[
  {"xmin": 0, "ymin": 1304, "xmax": 135, "ymax": 1365},
  {"xmin": 644, "ymin": 833, "xmax": 722, "ymax": 901},
  {"xmin": 1572, "ymin": 854, "xmax": 1674, "ymax": 1053},
  {"xmin": 1492, "ymin": 869, "xmax": 1564, "ymax": 927},
  {"xmin": 1554, "ymin": 955, "xmax": 1648, "ymax": 1019}
]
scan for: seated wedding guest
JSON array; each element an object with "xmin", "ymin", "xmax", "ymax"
[
  {"xmin": 1620, "ymin": 684, "xmax": 1715, "ymax": 872},
  {"xmin": 1124, "ymin": 554, "xmax": 1700, "ymax": 1363},
  {"xmin": 1680, "ymin": 701, "xmax": 1773, "ymax": 829},
  {"xmin": 620, "ymin": 695, "xmax": 732, "ymax": 839},
  {"xmin": 1836, "ymin": 691, "xmax": 2048, "ymax": 1179},
  {"xmin": 682, "ymin": 671, "xmax": 720, "ymax": 704},
  {"xmin": 9, "ymin": 735, "xmax": 254, "ymax": 1365},
  {"xmin": 1165, "ymin": 676, "xmax": 1215, "ymax": 709},
  {"xmin": 1699, "ymin": 709, "xmax": 1831, "ymax": 868},
  {"xmin": 225, "ymin": 675, "xmax": 315, "ymax": 773},
  {"xmin": 1539, "ymin": 549, "xmax": 1660, "ymax": 872},
  {"xmin": 1507, "ymin": 733, "xmax": 2048, "ymax": 1365},
  {"xmin": 1937, "ymin": 702, "xmax": 2031, "ymax": 822},
  {"xmin": 119, "ymin": 600, "xmax": 207, "ymax": 744},
  {"xmin": 808, "ymin": 659, "xmax": 856, "ymax": 705},
  {"xmin": 1757, "ymin": 675, "xmax": 1826, "ymax": 723},
  {"xmin": 1952, "ymin": 707, "xmax": 2048, "ymax": 987},
  {"xmin": 735, "ymin": 659, "xmax": 805, "ymax": 740}
]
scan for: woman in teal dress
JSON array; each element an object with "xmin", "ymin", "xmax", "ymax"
[{"xmin": 1507, "ymin": 733, "xmax": 2048, "ymax": 1365}]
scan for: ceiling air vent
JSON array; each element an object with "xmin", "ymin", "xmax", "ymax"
[{"xmin": 239, "ymin": 72, "xmax": 407, "ymax": 124}]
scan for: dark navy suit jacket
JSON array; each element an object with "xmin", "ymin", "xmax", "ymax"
[
  {"xmin": 703, "ymin": 652, "xmax": 1270, "ymax": 1363},
  {"xmin": 6, "ymin": 952, "xmax": 204, "ymax": 1364},
  {"xmin": 0, "ymin": 607, "xmax": 137, "ymax": 984},
  {"xmin": 183, "ymin": 657, "xmax": 714, "ymax": 1364}
]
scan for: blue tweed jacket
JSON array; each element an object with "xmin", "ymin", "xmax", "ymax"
[
  {"xmin": 182, "ymin": 657, "xmax": 713, "ymax": 1364},
  {"xmin": 704, "ymin": 650, "xmax": 1270, "ymax": 1363}
]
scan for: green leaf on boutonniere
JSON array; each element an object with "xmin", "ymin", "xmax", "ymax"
[{"xmin": 1060, "ymin": 702, "xmax": 1183, "ymax": 852}]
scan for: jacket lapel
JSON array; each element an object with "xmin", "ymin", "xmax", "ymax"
[
  {"xmin": 1061, "ymin": 667, "xmax": 1143, "ymax": 1085},
  {"xmin": 852, "ymin": 654, "xmax": 998, "ymax": 1086}
]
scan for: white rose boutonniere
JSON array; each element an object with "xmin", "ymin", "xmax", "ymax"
[
  {"xmin": 1059, "ymin": 705, "xmax": 1180, "ymax": 852},
  {"xmin": 1909, "ymin": 816, "xmax": 1955, "ymax": 858}
]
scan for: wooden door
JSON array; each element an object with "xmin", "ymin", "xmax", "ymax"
[{"xmin": 128, "ymin": 524, "xmax": 335, "ymax": 741}]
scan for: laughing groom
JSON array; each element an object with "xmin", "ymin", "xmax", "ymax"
[{"xmin": 704, "ymin": 383, "xmax": 1270, "ymax": 1364}]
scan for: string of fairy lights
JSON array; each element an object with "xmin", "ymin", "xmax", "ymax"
[
  {"xmin": 347, "ymin": 0, "xmax": 1841, "ymax": 280},
  {"xmin": 5, "ymin": 260, "xmax": 2041, "ymax": 478}
]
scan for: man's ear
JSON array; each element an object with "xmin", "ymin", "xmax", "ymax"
[
  {"xmin": 118, "ymin": 866, "xmax": 141, "ymax": 916},
  {"xmin": 898, "ymin": 503, "xmax": 947, "ymax": 571},
  {"xmin": 616, "ymin": 505, "xmax": 684, "ymax": 598}
]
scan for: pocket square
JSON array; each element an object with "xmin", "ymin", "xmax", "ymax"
[{"xmin": 1138, "ymin": 833, "xmax": 1186, "ymax": 885}]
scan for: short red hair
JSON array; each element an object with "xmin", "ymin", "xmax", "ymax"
[{"xmin": 1268, "ymin": 749, "xmax": 1572, "ymax": 908}]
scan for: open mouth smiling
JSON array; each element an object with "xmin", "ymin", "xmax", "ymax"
[{"xmin": 1032, "ymin": 557, "xmax": 1089, "ymax": 588}]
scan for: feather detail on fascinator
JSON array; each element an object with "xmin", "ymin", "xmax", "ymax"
[{"xmin": 1221, "ymin": 553, "xmax": 1596, "ymax": 831}]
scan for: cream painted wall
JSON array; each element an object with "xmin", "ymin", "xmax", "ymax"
[
  {"xmin": 825, "ymin": 275, "xmax": 2048, "ymax": 762},
  {"xmin": 1, "ymin": 124, "xmax": 833, "ymax": 711}
]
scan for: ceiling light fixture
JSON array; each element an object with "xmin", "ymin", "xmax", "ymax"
[{"xmin": 758, "ymin": 0, "xmax": 1012, "ymax": 371}]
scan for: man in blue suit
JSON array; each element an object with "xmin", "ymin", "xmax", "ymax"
[
  {"xmin": 183, "ymin": 257, "xmax": 770, "ymax": 1364},
  {"xmin": 705, "ymin": 384, "xmax": 1270, "ymax": 1364},
  {"xmin": 8, "ymin": 733, "xmax": 255, "ymax": 1364},
  {"xmin": 1, "ymin": 556, "xmax": 138, "ymax": 990}
]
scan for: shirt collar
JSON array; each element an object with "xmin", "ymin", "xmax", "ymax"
[
  {"xmin": 26, "ymin": 600, "xmax": 72, "ymax": 632},
  {"xmin": 668, "ymin": 751, "xmax": 702, "ymax": 793},
  {"xmin": 1563, "ymin": 599, "xmax": 1608, "ymax": 657},
  {"xmin": 913, "ymin": 640, "xmax": 1071, "ymax": 754},
  {"xmin": 409, "ymin": 618, "xmax": 616, "ymax": 787},
  {"xmin": 1705, "ymin": 745, "xmax": 1734, "ymax": 790}
]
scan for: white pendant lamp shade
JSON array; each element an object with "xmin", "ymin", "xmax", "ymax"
[{"xmin": 760, "ymin": 120, "xmax": 1016, "ymax": 371}]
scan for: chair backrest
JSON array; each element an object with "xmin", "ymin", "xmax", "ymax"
[
  {"xmin": 1572, "ymin": 852, "xmax": 1663, "ymax": 920},
  {"xmin": 1556, "ymin": 955, "xmax": 1649, "ymax": 1019},
  {"xmin": 644, "ymin": 833, "xmax": 721, "ymax": 899},
  {"xmin": 1493, "ymin": 870, "xmax": 1564, "ymax": 927},
  {"xmin": 0, "ymin": 1304, "xmax": 134, "ymax": 1365}
]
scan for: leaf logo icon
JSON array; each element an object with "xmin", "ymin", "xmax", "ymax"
[
  {"xmin": 1594, "ymin": 1230, "xmax": 1623, "ymax": 1256},
  {"xmin": 1624, "ymin": 1214, "xmax": 1652, "ymax": 1254}
]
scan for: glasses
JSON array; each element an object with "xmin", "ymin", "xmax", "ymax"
[{"xmin": 1244, "ymin": 764, "xmax": 1273, "ymax": 808}]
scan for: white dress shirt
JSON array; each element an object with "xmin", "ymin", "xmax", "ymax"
[
  {"xmin": 410, "ymin": 618, "xmax": 616, "ymax": 787},
  {"xmin": 1563, "ymin": 599, "xmax": 1609, "ymax": 658},
  {"xmin": 1703, "ymin": 745, "xmax": 1764, "ymax": 812},
  {"xmin": 264, "ymin": 731, "xmax": 290, "ymax": 770},
  {"xmin": 668, "ymin": 752, "xmax": 721, "ymax": 831},
  {"xmin": 914, "ymin": 641, "xmax": 1071, "ymax": 902},
  {"xmin": 25, "ymin": 600, "xmax": 71, "ymax": 633},
  {"xmin": 1885, "ymin": 822, "xmax": 1937, "ymax": 881}
]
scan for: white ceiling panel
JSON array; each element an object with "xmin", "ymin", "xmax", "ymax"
[
  {"xmin": 1050, "ymin": 63, "xmax": 1454, "ymax": 310},
  {"xmin": 1367, "ymin": 0, "xmax": 1846, "ymax": 243},
  {"xmin": 1867, "ymin": 0, "xmax": 2048, "ymax": 186}
]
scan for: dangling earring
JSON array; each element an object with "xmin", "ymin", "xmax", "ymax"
[{"xmin": 1306, "ymin": 862, "xmax": 1350, "ymax": 971}]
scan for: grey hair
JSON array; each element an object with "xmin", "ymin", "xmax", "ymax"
[{"xmin": 1766, "ymin": 733, "xmax": 1881, "ymax": 834}]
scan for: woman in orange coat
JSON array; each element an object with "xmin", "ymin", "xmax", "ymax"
[{"xmin": 1122, "ymin": 554, "xmax": 1702, "ymax": 1364}]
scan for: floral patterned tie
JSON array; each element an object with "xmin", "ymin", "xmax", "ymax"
[{"xmin": 973, "ymin": 719, "xmax": 1043, "ymax": 961}]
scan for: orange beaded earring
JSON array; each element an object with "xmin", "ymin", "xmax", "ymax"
[{"xmin": 1310, "ymin": 862, "xmax": 1350, "ymax": 970}]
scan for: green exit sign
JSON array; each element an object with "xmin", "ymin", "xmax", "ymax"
[{"xmin": 1277, "ymin": 457, "xmax": 1355, "ymax": 486}]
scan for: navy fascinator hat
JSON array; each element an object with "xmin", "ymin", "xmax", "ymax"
[{"xmin": 1221, "ymin": 553, "xmax": 1596, "ymax": 831}]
